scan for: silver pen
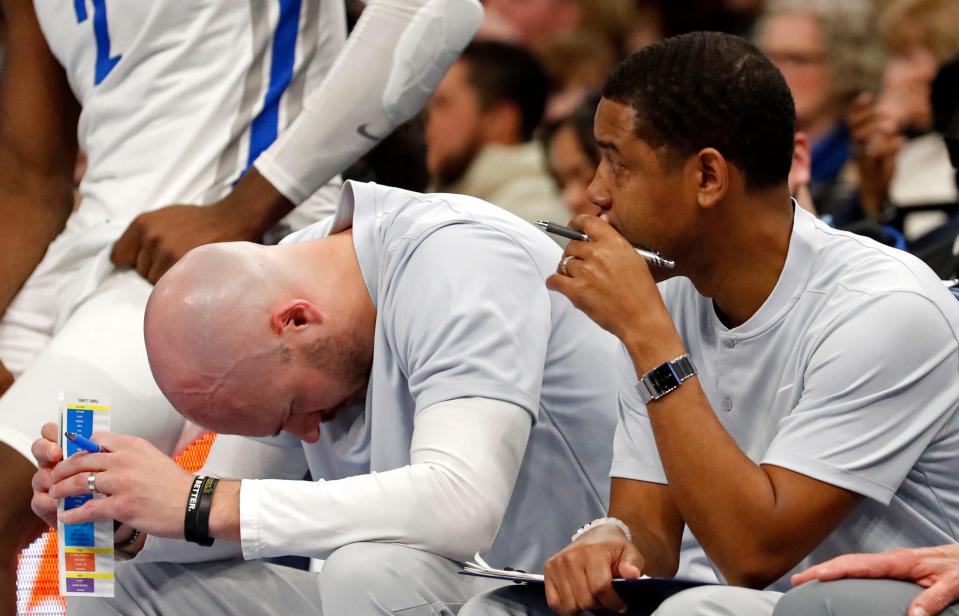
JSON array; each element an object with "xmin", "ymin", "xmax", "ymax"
[{"xmin": 535, "ymin": 220, "xmax": 676, "ymax": 269}]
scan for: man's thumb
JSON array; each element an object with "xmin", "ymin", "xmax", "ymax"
[{"xmin": 617, "ymin": 549, "xmax": 644, "ymax": 579}]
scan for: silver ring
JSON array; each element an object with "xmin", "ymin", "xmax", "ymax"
[
  {"xmin": 87, "ymin": 473, "xmax": 97, "ymax": 494},
  {"xmin": 560, "ymin": 255, "xmax": 577, "ymax": 276}
]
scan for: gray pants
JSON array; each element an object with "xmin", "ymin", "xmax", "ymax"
[
  {"xmin": 773, "ymin": 579, "xmax": 959, "ymax": 616},
  {"xmin": 68, "ymin": 543, "xmax": 504, "ymax": 615},
  {"xmin": 459, "ymin": 583, "xmax": 783, "ymax": 616}
]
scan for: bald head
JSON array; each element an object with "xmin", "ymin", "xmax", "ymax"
[
  {"xmin": 145, "ymin": 242, "xmax": 291, "ymax": 432},
  {"xmin": 144, "ymin": 237, "xmax": 376, "ymax": 442}
]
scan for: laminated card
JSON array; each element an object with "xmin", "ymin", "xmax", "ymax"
[{"xmin": 57, "ymin": 394, "xmax": 115, "ymax": 597}]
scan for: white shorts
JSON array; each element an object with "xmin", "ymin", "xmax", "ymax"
[{"xmin": 0, "ymin": 246, "xmax": 189, "ymax": 462}]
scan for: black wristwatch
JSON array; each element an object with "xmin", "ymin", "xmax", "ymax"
[{"xmin": 636, "ymin": 354, "xmax": 697, "ymax": 404}]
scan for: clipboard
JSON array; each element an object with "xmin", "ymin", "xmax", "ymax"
[{"xmin": 460, "ymin": 552, "xmax": 712, "ymax": 614}]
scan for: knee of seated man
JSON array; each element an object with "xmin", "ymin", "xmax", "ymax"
[
  {"xmin": 772, "ymin": 581, "xmax": 831, "ymax": 616},
  {"xmin": 320, "ymin": 543, "xmax": 414, "ymax": 597},
  {"xmin": 319, "ymin": 542, "xmax": 450, "ymax": 608},
  {"xmin": 654, "ymin": 585, "xmax": 779, "ymax": 616}
]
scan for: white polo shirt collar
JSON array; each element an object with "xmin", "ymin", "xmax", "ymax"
[{"xmin": 708, "ymin": 201, "xmax": 817, "ymax": 340}]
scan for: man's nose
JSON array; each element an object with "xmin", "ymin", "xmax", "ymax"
[{"xmin": 586, "ymin": 172, "xmax": 612, "ymax": 212}]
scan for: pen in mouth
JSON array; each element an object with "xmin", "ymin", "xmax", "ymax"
[{"xmin": 535, "ymin": 220, "xmax": 676, "ymax": 269}]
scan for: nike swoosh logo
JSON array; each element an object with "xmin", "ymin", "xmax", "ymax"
[{"xmin": 356, "ymin": 123, "xmax": 385, "ymax": 141}]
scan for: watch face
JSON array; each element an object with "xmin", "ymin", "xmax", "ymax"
[
  {"xmin": 649, "ymin": 362, "xmax": 682, "ymax": 393},
  {"xmin": 638, "ymin": 356, "xmax": 696, "ymax": 403}
]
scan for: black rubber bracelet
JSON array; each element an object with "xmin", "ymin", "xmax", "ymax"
[
  {"xmin": 194, "ymin": 476, "xmax": 218, "ymax": 546},
  {"xmin": 184, "ymin": 475, "xmax": 217, "ymax": 546},
  {"xmin": 184, "ymin": 475, "xmax": 204, "ymax": 544}
]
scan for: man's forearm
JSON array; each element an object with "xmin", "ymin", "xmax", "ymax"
[
  {"xmin": 0, "ymin": 167, "xmax": 74, "ymax": 319},
  {"xmin": 209, "ymin": 480, "xmax": 241, "ymax": 542},
  {"xmin": 216, "ymin": 168, "xmax": 294, "ymax": 240},
  {"xmin": 624, "ymin": 330, "xmax": 846, "ymax": 588},
  {"xmin": 642, "ymin": 380, "xmax": 783, "ymax": 582},
  {"xmin": 219, "ymin": 399, "xmax": 529, "ymax": 562}
]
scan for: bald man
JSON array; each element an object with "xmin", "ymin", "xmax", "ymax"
[{"xmin": 31, "ymin": 180, "xmax": 621, "ymax": 615}]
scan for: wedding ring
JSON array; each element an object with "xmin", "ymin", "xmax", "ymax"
[
  {"xmin": 87, "ymin": 473, "xmax": 98, "ymax": 494},
  {"xmin": 560, "ymin": 255, "xmax": 576, "ymax": 276}
]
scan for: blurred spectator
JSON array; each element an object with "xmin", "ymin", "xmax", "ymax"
[
  {"xmin": 425, "ymin": 41, "xmax": 565, "ymax": 224},
  {"xmin": 537, "ymin": 31, "xmax": 616, "ymax": 122},
  {"xmin": 541, "ymin": 92, "xmax": 602, "ymax": 218},
  {"xmin": 871, "ymin": 0, "xmax": 959, "ymax": 236},
  {"xmin": 629, "ymin": 0, "xmax": 762, "ymax": 49},
  {"xmin": 790, "ymin": 132, "xmax": 817, "ymax": 214},
  {"xmin": 908, "ymin": 53, "xmax": 959, "ymax": 276},
  {"xmin": 478, "ymin": 0, "xmax": 634, "ymax": 128},
  {"xmin": 478, "ymin": 0, "xmax": 635, "ymax": 51},
  {"xmin": 756, "ymin": 0, "xmax": 885, "ymax": 225}
]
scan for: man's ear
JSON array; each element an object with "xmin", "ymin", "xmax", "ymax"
[
  {"xmin": 692, "ymin": 147, "xmax": 729, "ymax": 209},
  {"xmin": 270, "ymin": 300, "xmax": 323, "ymax": 334}
]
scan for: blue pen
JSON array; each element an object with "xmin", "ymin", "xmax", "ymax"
[{"xmin": 64, "ymin": 432, "xmax": 103, "ymax": 454}]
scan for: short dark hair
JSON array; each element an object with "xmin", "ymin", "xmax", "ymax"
[
  {"xmin": 601, "ymin": 31, "xmax": 796, "ymax": 191},
  {"xmin": 460, "ymin": 41, "xmax": 550, "ymax": 142}
]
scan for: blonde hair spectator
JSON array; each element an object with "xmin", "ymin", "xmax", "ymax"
[
  {"xmin": 758, "ymin": 0, "xmax": 885, "ymax": 107},
  {"xmin": 881, "ymin": 0, "xmax": 959, "ymax": 65}
]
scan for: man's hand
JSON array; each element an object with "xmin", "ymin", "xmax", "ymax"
[
  {"xmin": 110, "ymin": 202, "xmax": 260, "ymax": 284},
  {"xmin": 29, "ymin": 422, "xmax": 64, "ymax": 528},
  {"xmin": 0, "ymin": 360, "xmax": 13, "ymax": 396},
  {"xmin": 110, "ymin": 167, "xmax": 295, "ymax": 284},
  {"xmin": 47, "ymin": 430, "xmax": 194, "ymax": 538},
  {"xmin": 848, "ymin": 93, "xmax": 905, "ymax": 219},
  {"xmin": 544, "ymin": 525, "xmax": 645, "ymax": 616},
  {"xmin": 792, "ymin": 546, "xmax": 959, "ymax": 616},
  {"xmin": 546, "ymin": 215, "xmax": 682, "ymax": 370}
]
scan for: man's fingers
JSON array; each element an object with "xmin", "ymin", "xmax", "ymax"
[
  {"xmin": 31, "ymin": 467, "xmax": 53, "ymax": 493},
  {"xmin": 554, "ymin": 568, "xmax": 583, "ymax": 615},
  {"xmin": 793, "ymin": 552, "xmax": 912, "ymax": 585},
  {"xmin": 92, "ymin": 431, "xmax": 134, "ymax": 451},
  {"xmin": 30, "ymin": 492, "xmax": 58, "ymax": 527},
  {"xmin": 147, "ymin": 252, "xmax": 177, "ymax": 285},
  {"xmin": 51, "ymin": 468, "xmax": 114, "ymax": 499},
  {"xmin": 111, "ymin": 221, "xmax": 144, "ymax": 267},
  {"xmin": 40, "ymin": 422, "xmax": 59, "ymax": 442},
  {"xmin": 51, "ymin": 451, "xmax": 109, "ymax": 482},
  {"xmin": 617, "ymin": 546, "xmax": 644, "ymax": 580},
  {"xmin": 30, "ymin": 423, "xmax": 63, "ymax": 468},
  {"xmin": 584, "ymin": 558, "xmax": 626, "ymax": 613},
  {"xmin": 135, "ymin": 247, "xmax": 153, "ymax": 280},
  {"xmin": 59, "ymin": 495, "xmax": 113, "ymax": 525},
  {"xmin": 570, "ymin": 214, "xmax": 621, "ymax": 241},
  {"xmin": 544, "ymin": 577, "xmax": 564, "ymax": 614},
  {"xmin": 909, "ymin": 577, "xmax": 959, "ymax": 616}
]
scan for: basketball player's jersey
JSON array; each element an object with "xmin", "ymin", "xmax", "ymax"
[{"xmin": 34, "ymin": 0, "xmax": 346, "ymax": 232}]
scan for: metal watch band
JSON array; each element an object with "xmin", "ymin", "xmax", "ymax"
[{"xmin": 636, "ymin": 354, "xmax": 696, "ymax": 404}]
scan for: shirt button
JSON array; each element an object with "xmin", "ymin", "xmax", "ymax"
[
  {"xmin": 722, "ymin": 397, "xmax": 733, "ymax": 412},
  {"xmin": 723, "ymin": 338, "xmax": 735, "ymax": 349}
]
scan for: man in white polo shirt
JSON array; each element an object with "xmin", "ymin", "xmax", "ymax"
[
  {"xmin": 30, "ymin": 180, "xmax": 622, "ymax": 614},
  {"xmin": 460, "ymin": 31, "xmax": 959, "ymax": 616}
]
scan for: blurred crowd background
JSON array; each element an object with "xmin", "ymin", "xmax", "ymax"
[{"xmin": 3, "ymin": 0, "xmax": 959, "ymax": 274}]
